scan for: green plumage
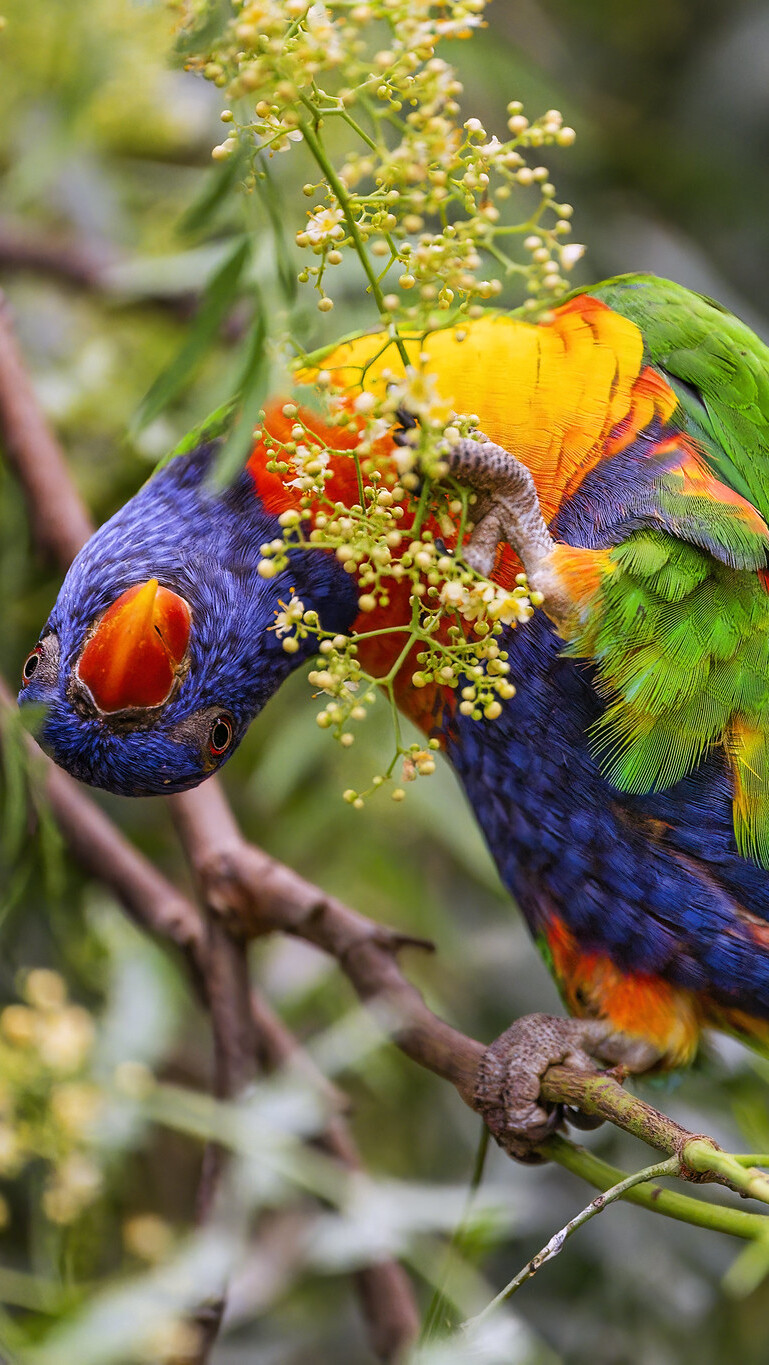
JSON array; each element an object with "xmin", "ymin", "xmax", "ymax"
[
  {"xmin": 568, "ymin": 530, "xmax": 769, "ymax": 865},
  {"xmin": 586, "ymin": 274, "xmax": 769, "ymax": 520},
  {"xmin": 556, "ymin": 275, "xmax": 769, "ymax": 864}
]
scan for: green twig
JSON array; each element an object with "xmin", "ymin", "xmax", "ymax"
[
  {"xmin": 420, "ymin": 1122, "xmax": 491, "ymax": 1342},
  {"xmin": 297, "ymin": 114, "xmax": 410, "ymax": 369},
  {"xmin": 470, "ymin": 1154, "xmax": 681, "ymax": 1318},
  {"xmin": 683, "ymin": 1140, "xmax": 769, "ymax": 1205},
  {"xmin": 544, "ymin": 1136, "xmax": 769, "ymax": 1240}
]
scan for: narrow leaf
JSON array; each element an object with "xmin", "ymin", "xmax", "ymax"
[
  {"xmin": 210, "ymin": 299, "xmax": 269, "ymax": 488},
  {"xmin": 253, "ymin": 162, "xmax": 298, "ymax": 304},
  {"xmin": 131, "ymin": 236, "xmax": 251, "ymax": 434},
  {"xmin": 180, "ymin": 143, "xmax": 249, "ymax": 238}
]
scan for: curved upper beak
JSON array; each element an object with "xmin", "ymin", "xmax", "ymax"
[{"xmin": 76, "ymin": 579, "xmax": 191, "ymax": 713}]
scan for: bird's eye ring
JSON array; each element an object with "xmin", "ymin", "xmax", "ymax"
[
  {"xmin": 21, "ymin": 646, "xmax": 42, "ymax": 685},
  {"xmin": 209, "ymin": 714, "xmax": 234, "ymax": 756}
]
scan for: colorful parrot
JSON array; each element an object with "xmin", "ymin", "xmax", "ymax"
[{"xmin": 19, "ymin": 273, "xmax": 769, "ymax": 1149}]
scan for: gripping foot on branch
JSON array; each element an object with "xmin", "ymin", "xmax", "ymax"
[
  {"xmin": 442, "ymin": 430, "xmax": 573, "ymax": 623},
  {"xmin": 474, "ymin": 1013, "xmax": 661, "ymax": 1163}
]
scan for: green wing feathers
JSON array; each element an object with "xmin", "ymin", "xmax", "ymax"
[
  {"xmin": 568, "ymin": 530, "xmax": 769, "ymax": 865},
  {"xmin": 561, "ymin": 274, "xmax": 769, "ymax": 862},
  {"xmin": 587, "ymin": 274, "xmax": 769, "ymax": 522}
]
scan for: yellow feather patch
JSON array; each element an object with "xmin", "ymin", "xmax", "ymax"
[
  {"xmin": 728, "ymin": 719, "xmax": 769, "ymax": 865},
  {"xmin": 312, "ymin": 296, "xmax": 659, "ymax": 523}
]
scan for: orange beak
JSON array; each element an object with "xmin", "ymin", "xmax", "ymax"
[{"xmin": 77, "ymin": 579, "xmax": 191, "ymax": 713}]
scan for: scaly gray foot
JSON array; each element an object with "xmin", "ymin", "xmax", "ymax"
[
  {"xmin": 474, "ymin": 1013, "xmax": 660, "ymax": 1162},
  {"xmin": 443, "ymin": 430, "xmax": 573, "ymax": 622}
]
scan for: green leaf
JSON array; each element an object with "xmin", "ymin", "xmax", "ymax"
[
  {"xmin": 253, "ymin": 162, "xmax": 298, "ymax": 305},
  {"xmin": 179, "ymin": 143, "xmax": 249, "ymax": 238},
  {"xmin": 153, "ymin": 397, "xmax": 240, "ymax": 475},
  {"xmin": 131, "ymin": 236, "xmax": 252, "ymax": 434},
  {"xmin": 0, "ymin": 707, "xmax": 29, "ymax": 868},
  {"xmin": 173, "ymin": 0, "xmax": 233, "ymax": 58},
  {"xmin": 209, "ymin": 295, "xmax": 269, "ymax": 488}
]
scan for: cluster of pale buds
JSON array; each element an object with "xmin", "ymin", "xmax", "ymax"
[{"xmin": 440, "ymin": 577, "xmax": 535, "ymax": 626}]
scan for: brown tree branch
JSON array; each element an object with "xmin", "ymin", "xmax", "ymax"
[
  {"xmin": 164, "ymin": 786, "xmax": 769, "ymax": 1204},
  {"xmin": 0, "ymin": 223, "xmax": 114, "ymax": 291},
  {"xmin": 0, "ymin": 293, "xmax": 94, "ymax": 564},
  {"xmin": 0, "ymin": 293, "xmax": 420, "ymax": 1359}
]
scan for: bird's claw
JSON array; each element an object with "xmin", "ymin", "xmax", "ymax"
[
  {"xmin": 473, "ymin": 1013, "xmax": 656, "ymax": 1163},
  {"xmin": 441, "ymin": 429, "xmax": 557, "ymax": 584}
]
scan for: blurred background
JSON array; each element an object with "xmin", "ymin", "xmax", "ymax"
[{"xmin": 2, "ymin": 1, "xmax": 769, "ymax": 1362}]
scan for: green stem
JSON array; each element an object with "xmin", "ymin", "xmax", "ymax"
[
  {"xmin": 411, "ymin": 476, "xmax": 433, "ymax": 538},
  {"xmin": 544, "ymin": 1136, "xmax": 769, "ymax": 1240},
  {"xmin": 297, "ymin": 113, "xmax": 410, "ymax": 369},
  {"xmin": 420, "ymin": 1122, "xmax": 491, "ymax": 1343},
  {"xmin": 471, "ymin": 1154, "xmax": 681, "ymax": 1317},
  {"xmin": 380, "ymin": 627, "xmax": 420, "ymax": 686},
  {"xmin": 683, "ymin": 1140, "xmax": 769, "ymax": 1206},
  {"xmin": 352, "ymin": 451, "xmax": 366, "ymax": 509},
  {"xmin": 347, "ymin": 624, "xmax": 413, "ymax": 643},
  {"xmin": 484, "ymin": 240, "xmax": 526, "ymax": 276}
]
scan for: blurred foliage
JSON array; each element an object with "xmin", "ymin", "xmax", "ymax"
[{"xmin": 2, "ymin": 0, "xmax": 769, "ymax": 1363}]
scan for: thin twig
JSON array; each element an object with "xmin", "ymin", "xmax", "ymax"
[{"xmin": 469, "ymin": 1154, "xmax": 681, "ymax": 1317}]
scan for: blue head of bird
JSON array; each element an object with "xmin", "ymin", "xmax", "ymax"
[{"xmin": 18, "ymin": 444, "xmax": 359, "ymax": 795}]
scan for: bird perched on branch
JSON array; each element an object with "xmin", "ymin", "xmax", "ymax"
[{"xmin": 20, "ymin": 274, "xmax": 769, "ymax": 1154}]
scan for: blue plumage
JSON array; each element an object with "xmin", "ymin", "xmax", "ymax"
[{"xmin": 21, "ymin": 445, "xmax": 358, "ymax": 795}]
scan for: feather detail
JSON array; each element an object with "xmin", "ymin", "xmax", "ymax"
[
  {"xmin": 312, "ymin": 299, "xmax": 652, "ymax": 523},
  {"xmin": 543, "ymin": 914, "xmax": 701, "ymax": 1067},
  {"xmin": 566, "ymin": 527, "xmax": 769, "ymax": 863}
]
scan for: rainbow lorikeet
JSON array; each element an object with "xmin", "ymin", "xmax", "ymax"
[{"xmin": 19, "ymin": 273, "xmax": 769, "ymax": 1148}]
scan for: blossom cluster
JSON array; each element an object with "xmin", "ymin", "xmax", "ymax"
[
  {"xmin": 177, "ymin": 0, "xmax": 582, "ymax": 317},
  {"xmin": 257, "ymin": 390, "xmax": 535, "ymax": 804},
  {"xmin": 176, "ymin": 0, "xmax": 579, "ymax": 798},
  {"xmin": 0, "ymin": 969, "xmax": 102, "ymax": 1226}
]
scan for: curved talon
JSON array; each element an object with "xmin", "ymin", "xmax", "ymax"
[
  {"xmin": 473, "ymin": 1013, "xmax": 660, "ymax": 1163},
  {"xmin": 441, "ymin": 430, "xmax": 580, "ymax": 623}
]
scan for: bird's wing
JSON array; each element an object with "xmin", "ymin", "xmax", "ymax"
[
  {"xmin": 547, "ymin": 275, "xmax": 769, "ymax": 865},
  {"xmin": 584, "ymin": 273, "xmax": 769, "ymax": 521},
  {"xmin": 563, "ymin": 518, "xmax": 769, "ymax": 867}
]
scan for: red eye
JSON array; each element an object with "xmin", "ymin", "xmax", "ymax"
[
  {"xmin": 21, "ymin": 646, "xmax": 42, "ymax": 686},
  {"xmin": 209, "ymin": 715, "xmax": 234, "ymax": 756}
]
